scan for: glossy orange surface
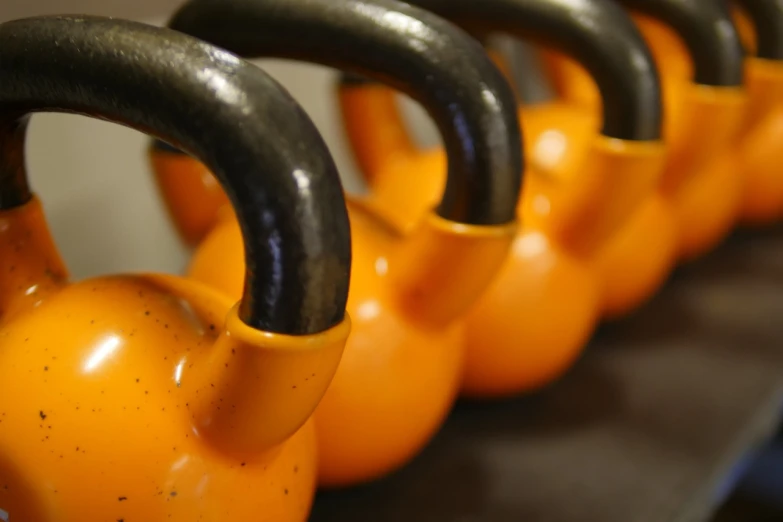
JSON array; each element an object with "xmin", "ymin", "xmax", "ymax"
[
  {"xmin": 591, "ymin": 194, "xmax": 678, "ymax": 318},
  {"xmin": 150, "ymin": 146, "xmax": 230, "ymax": 246},
  {"xmin": 0, "ymin": 197, "xmax": 349, "ymax": 521},
  {"xmin": 461, "ymin": 229, "xmax": 599, "ymax": 395},
  {"xmin": 338, "ymin": 80, "xmax": 665, "ymax": 392},
  {"xmin": 186, "ymin": 191, "xmax": 516, "ymax": 486},
  {"xmin": 540, "ymin": 20, "xmax": 747, "ymax": 319},
  {"xmin": 738, "ymin": 58, "xmax": 783, "ymax": 223},
  {"xmin": 732, "ymin": 5, "xmax": 783, "ymax": 224},
  {"xmin": 520, "ymin": 103, "xmax": 673, "ymax": 319}
]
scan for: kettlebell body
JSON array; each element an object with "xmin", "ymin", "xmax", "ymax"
[
  {"xmin": 0, "ymin": 16, "xmax": 352, "ymax": 521},
  {"xmin": 151, "ymin": 141, "xmax": 229, "ymax": 246},
  {"xmin": 732, "ymin": 3, "xmax": 783, "ymax": 224},
  {"xmin": 738, "ymin": 58, "xmax": 783, "ymax": 223},
  {"xmin": 156, "ymin": 0, "xmax": 523, "ymax": 487},
  {"xmin": 636, "ymin": 15, "xmax": 746, "ymax": 261},
  {"xmin": 189, "ymin": 200, "xmax": 517, "ymax": 483},
  {"xmin": 0, "ymin": 218, "xmax": 321, "ymax": 519},
  {"xmin": 338, "ymin": 0, "xmax": 665, "ymax": 393}
]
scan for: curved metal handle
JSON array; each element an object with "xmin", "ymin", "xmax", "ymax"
[
  {"xmin": 0, "ymin": 15, "xmax": 351, "ymax": 335},
  {"xmin": 619, "ymin": 0, "xmax": 745, "ymax": 86},
  {"xmin": 169, "ymin": 0, "xmax": 522, "ymax": 226},
  {"xmin": 395, "ymin": 0, "xmax": 663, "ymax": 141},
  {"xmin": 734, "ymin": 0, "xmax": 783, "ymax": 60}
]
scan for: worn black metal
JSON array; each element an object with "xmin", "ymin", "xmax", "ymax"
[
  {"xmin": 734, "ymin": 0, "xmax": 783, "ymax": 60},
  {"xmin": 169, "ymin": 0, "xmax": 522, "ymax": 226},
  {"xmin": 0, "ymin": 15, "xmax": 351, "ymax": 336},
  {"xmin": 363, "ymin": 0, "xmax": 663, "ymax": 140},
  {"xmin": 619, "ymin": 0, "xmax": 745, "ymax": 86}
]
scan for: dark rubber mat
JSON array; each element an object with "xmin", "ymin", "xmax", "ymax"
[{"xmin": 310, "ymin": 226, "xmax": 783, "ymax": 522}]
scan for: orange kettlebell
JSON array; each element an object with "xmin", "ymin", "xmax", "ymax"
[
  {"xmin": 731, "ymin": 0, "xmax": 783, "ymax": 224},
  {"xmin": 155, "ymin": 0, "xmax": 523, "ymax": 487},
  {"xmin": 0, "ymin": 16, "xmax": 352, "ymax": 521},
  {"xmin": 543, "ymin": 0, "xmax": 747, "ymax": 265},
  {"xmin": 337, "ymin": 0, "xmax": 665, "ymax": 394}
]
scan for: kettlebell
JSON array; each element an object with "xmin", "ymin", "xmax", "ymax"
[
  {"xmin": 0, "ymin": 16, "xmax": 351, "ymax": 521},
  {"xmin": 337, "ymin": 0, "xmax": 665, "ymax": 394},
  {"xmin": 154, "ymin": 0, "xmax": 522, "ymax": 487},
  {"xmin": 544, "ymin": 0, "xmax": 747, "ymax": 264},
  {"xmin": 731, "ymin": 0, "xmax": 783, "ymax": 224}
]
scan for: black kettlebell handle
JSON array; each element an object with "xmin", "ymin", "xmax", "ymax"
[
  {"xmin": 374, "ymin": 0, "xmax": 664, "ymax": 141},
  {"xmin": 619, "ymin": 0, "xmax": 745, "ymax": 86},
  {"xmin": 733, "ymin": 0, "xmax": 783, "ymax": 60},
  {"xmin": 0, "ymin": 15, "xmax": 351, "ymax": 335},
  {"xmin": 167, "ymin": 0, "xmax": 523, "ymax": 227}
]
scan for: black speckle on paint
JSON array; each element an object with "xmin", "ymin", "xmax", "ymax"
[
  {"xmin": 145, "ymin": 310, "xmax": 150, "ymax": 316},
  {"xmin": 136, "ymin": 378, "xmax": 140, "ymax": 383},
  {"xmin": 284, "ymin": 489, "xmax": 289, "ymax": 495},
  {"xmin": 170, "ymin": 490, "xmax": 177, "ymax": 497},
  {"xmin": 44, "ymin": 366, "xmax": 48, "ymax": 371},
  {"xmin": 209, "ymin": 324, "xmax": 215, "ymax": 331},
  {"xmin": 292, "ymin": 386, "xmax": 297, "ymax": 389},
  {"xmin": 118, "ymin": 496, "xmax": 127, "ymax": 501},
  {"xmin": 39, "ymin": 410, "xmax": 46, "ymax": 420},
  {"xmin": 241, "ymin": 462, "xmax": 246, "ymax": 467}
]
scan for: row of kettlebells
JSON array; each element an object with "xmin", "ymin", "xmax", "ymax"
[{"xmin": 0, "ymin": 0, "xmax": 779, "ymax": 520}]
